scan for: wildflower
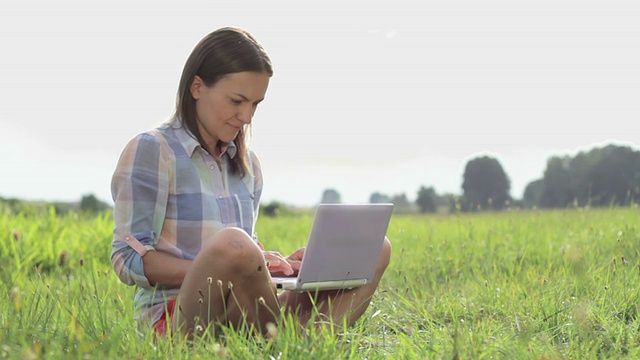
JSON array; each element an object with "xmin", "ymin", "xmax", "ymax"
[
  {"xmin": 57, "ymin": 250, "xmax": 67, "ymax": 267},
  {"xmin": 228, "ymin": 281, "xmax": 234, "ymax": 290},
  {"xmin": 258, "ymin": 297, "xmax": 266, "ymax": 306},
  {"xmin": 604, "ymin": 286, "xmax": 609, "ymax": 290},
  {"xmin": 11, "ymin": 230, "xmax": 21, "ymax": 241},
  {"xmin": 207, "ymin": 277, "xmax": 213, "ymax": 284},
  {"xmin": 212, "ymin": 343, "xmax": 226, "ymax": 357},
  {"xmin": 195, "ymin": 325, "xmax": 204, "ymax": 333},
  {"xmin": 217, "ymin": 279, "xmax": 223, "ymax": 288},
  {"xmin": 266, "ymin": 322, "xmax": 278, "ymax": 339},
  {"xmin": 9, "ymin": 287, "xmax": 20, "ymax": 303}
]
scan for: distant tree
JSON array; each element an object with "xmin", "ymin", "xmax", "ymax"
[
  {"xmin": 390, "ymin": 193, "xmax": 411, "ymax": 208},
  {"xmin": 442, "ymin": 193, "xmax": 461, "ymax": 214},
  {"xmin": 539, "ymin": 156, "xmax": 574, "ymax": 208},
  {"xmin": 588, "ymin": 145, "xmax": 640, "ymax": 206},
  {"xmin": 321, "ymin": 188, "xmax": 341, "ymax": 204},
  {"xmin": 523, "ymin": 179, "xmax": 544, "ymax": 208},
  {"xmin": 369, "ymin": 192, "xmax": 391, "ymax": 203},
  {"xmin": 0, "ymin": 197, "xmax": 24, "ymax": 214},
  {"xmin": 261, "ymin": 201, "xmax": 282, "ymax": 217},
  {"xmin": 461, "ymin": 156, "xmax": 511, "ymax": 211},
  {"xmin": 80, "ymin": 194, "xmax": 109, "ymax": 213},
  {"xmin": 415, "ymin": 186, "xmax": 437, "ymax": 213},
  {"xmin": 568, "ymin": 151, "xmax": 599, "ymax": 206},
  {"xmin": 538, "ymin": 145, "xmax": 640, "ymax": 208}
]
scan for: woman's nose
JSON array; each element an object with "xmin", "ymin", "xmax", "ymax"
[{"xmin": 238, "ymin": 105, "xmax": 254, "ymax": 124}]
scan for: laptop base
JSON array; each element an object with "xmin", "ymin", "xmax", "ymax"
[{"xmin": 273, "ymin": 278, "xmax": 368, "ymax": 292}]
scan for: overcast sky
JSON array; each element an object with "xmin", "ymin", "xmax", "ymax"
[{"xmin": 1, "ymin": 0, "xmax": 639, "ymax": 207}]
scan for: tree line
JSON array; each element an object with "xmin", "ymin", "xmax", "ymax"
[
  {"xmin": 3, "ymin": 144, "xmax": 638, "ymax": 217},
  {"xmin": 314, "ymin": 144, "xmax": 640, "ymax": 214},
  {"xmin": 0, "ymin": 194, "xmax": 111, "ymax": 216}
]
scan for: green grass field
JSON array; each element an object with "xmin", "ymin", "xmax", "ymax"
[{"xmin": 1, "ymin": 205, "xmax": 639, "ymax": 359}]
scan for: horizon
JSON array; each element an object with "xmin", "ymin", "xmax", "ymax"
[{"xmin": 2, "ymin": 139, "xmax": 637, "ymax": 207}]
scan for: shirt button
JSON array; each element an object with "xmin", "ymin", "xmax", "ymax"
[{"xmin": 209, "ymin": 165, "xmax": 215, "ymax": 170}]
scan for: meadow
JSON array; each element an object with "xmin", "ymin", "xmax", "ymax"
[{"xmin": 1, "ymin": 204, "xmax": 639, "ymax": 359}]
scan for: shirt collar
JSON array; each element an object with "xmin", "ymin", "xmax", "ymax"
[{"xmin": 169, "ymin": 119, "xmax": 237, "ymax": 159}]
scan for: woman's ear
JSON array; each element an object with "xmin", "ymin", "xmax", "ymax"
[{"xmin": 190, "ymin": 75, "xmax": 204, "ymax": 100}]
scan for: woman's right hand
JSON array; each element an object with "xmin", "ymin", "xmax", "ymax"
[{"xmin": 262, "ymin": 250, "xmax": 294, "ymax": 276}]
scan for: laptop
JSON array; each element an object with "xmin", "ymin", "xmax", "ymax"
[{"xmin": 271, "ymin": 203, "xmax": 393, "ymax": 292}]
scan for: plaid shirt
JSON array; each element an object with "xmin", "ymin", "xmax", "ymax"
[{"xmin": 110, "ymin": 120, "xmax": 262, "ymax": 326}]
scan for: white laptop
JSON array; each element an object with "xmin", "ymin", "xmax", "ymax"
[{"xmin": 271, "ymin": 203, "xmax": 393, "ymax": 292}]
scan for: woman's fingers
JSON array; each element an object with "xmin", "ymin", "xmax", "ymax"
[
  {"xmin": 288, "ymin": 247, "xmax": 305, "ymax": 261},
  {"xmin": 263, "ymin": 251, "xmax": 293, "ymax": 275}
]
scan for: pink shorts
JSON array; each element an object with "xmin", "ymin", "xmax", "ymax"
[{"xmin": 153, "ymin": 298, "xmax": 177, "ymax": 336}]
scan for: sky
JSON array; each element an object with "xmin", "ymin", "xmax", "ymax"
[{"xmin": 1, "ymin": 1, "xmax": 639, "ymax": 207}]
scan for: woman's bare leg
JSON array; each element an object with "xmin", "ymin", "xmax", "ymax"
[
  {"xmin": 278, "ymin": 237, "xmax": 392, "ymax": 330},
  {"xmin": 173, "ymin": 227, "xmax": 280, "ymax": 337}
]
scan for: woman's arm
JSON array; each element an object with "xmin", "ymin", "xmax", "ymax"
[
  {"xmin": 142, "ymin": 251, "xmax": 192, "ymax": 288},
  {"xmin": 111, "ymin": 133, "xmax": 171, "ymax": 290}
]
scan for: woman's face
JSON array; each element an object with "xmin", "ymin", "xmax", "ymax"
[{"xmin": 190, "ymin": 71, "xmax": 270, "ymax": 154}]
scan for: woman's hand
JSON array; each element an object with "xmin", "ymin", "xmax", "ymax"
[
  {"xmin": 262, "ymin": 250, "xmax": 294, "ymax": 276},
  {"xmin": 286, "ymin": 247, "xmax": 305, "ymax": 276}
]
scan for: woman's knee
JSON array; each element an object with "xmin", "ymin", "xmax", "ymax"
[
  {"xmin": 377, "ymin": 237, "xmax": 392, "ymax": 272},
  {"xmin": 200, "ymin": 227, "xmax": 263, "ymax": 269}
]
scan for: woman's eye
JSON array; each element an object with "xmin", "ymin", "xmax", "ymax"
[{"xmin": 230, "ymin": 98, "xmax": 242, "ymax": 105}]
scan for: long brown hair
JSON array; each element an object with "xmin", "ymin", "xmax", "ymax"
[{"xmin": 175, "ymin": 27, "xmax": 273, "ymax": 177}]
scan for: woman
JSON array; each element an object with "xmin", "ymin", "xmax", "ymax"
[{"xmin": 110, "ymin": 27, "xmax": 392, "ymax": 337}]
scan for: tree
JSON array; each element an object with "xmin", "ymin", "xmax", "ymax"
[
  {"xmin": 390, "ymin": 193, "xmax": 411, "ymax": 208},
  {"xmin": 80, "ymin": 194, "xmax": 110, "ymax": 213},
  {"xmin": 261, "ymin": 201, "xmax": 282, "ymax": 217},
  {"xmin": 461, "ymin": 156, "xmax": 511, "ymax": 211},
  {"xmin": 538, "ymin": 145, "xmax": 640, "ymax": 208},
  {"xmin": 415, "ymin": 186, "xmax": 437, "ymax": 213},
  {"xmin": 369, "ymin": 192, "xmax": 391, "ymax": 203},
  {"xmin": 523, "ymin": 179, "xmax": 544, "ymax": 208},
  {"xmin": 588, "ymin": 145, "xmax": 640, "ymax": 206},
  {"xmin": 540, "ymin": 156, "xmax": 578, "ymax": 208},
  {"xmin": 321, "ymin": 188, "xmax": 341, "ymax": 204}
]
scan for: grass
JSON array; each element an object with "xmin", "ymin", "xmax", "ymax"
[{"xmin": 1, "ymin": 204, "xmax": 640, "ymax": 359}]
